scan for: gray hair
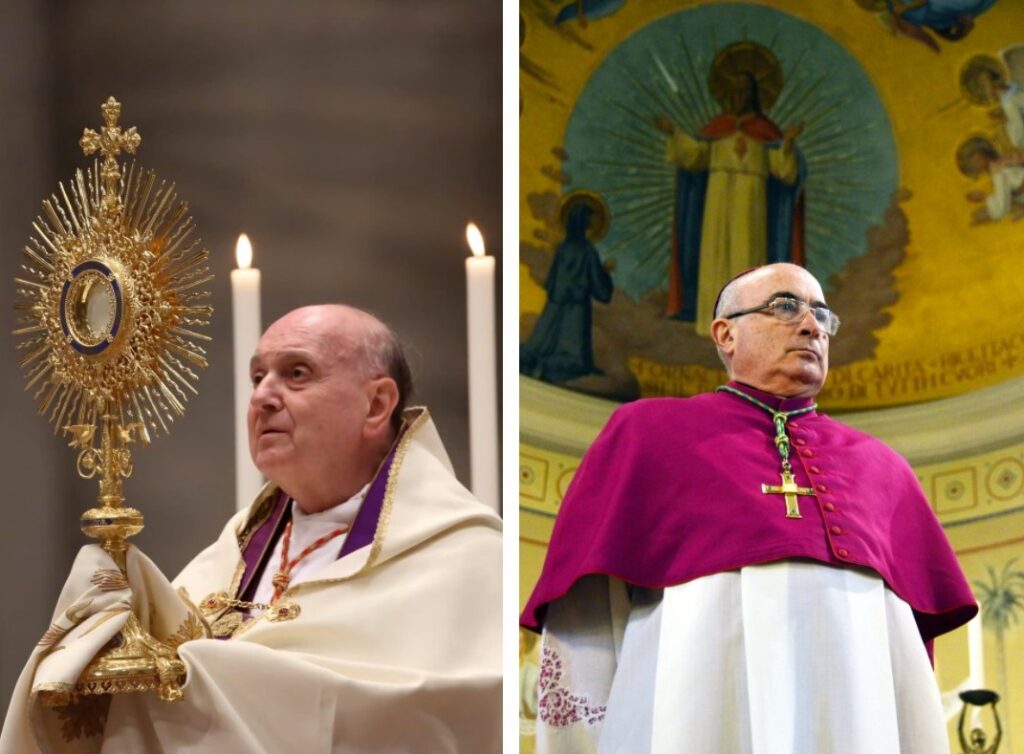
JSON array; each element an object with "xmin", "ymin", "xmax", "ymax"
[
  {"xmin": 711, "ymin": 268, "xmax": 759, "ymax": 371},
  {"xmin": 714, "ymin": 278, "xmax": 743, "ymax": 320},
  {"xmin": 357, "ymin": 315, "xmax": 413, "ymax": 433}
]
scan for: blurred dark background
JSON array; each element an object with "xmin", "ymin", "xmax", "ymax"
[{"xmin": 0, "ymin": 0, "xmax": 500, "ymax": 714}]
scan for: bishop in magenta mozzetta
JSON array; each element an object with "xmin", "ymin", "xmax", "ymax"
[{"xmin": 522, "ymin": 263, "xmax": 976, "ymax": 754}]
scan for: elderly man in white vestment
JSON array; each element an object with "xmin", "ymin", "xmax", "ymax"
[
  {"xmin": 521, "ymin": 264, "xmax": 977, "ymax": 754},
  {"xmin": 1, "ymin": 304, "xmax": 502, "ymax": 754}
]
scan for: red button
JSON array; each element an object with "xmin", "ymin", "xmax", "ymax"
[
  {"xmin": 831, "ymin": 525, "xmax": 843, "ymax": 535},
  {"xmin": 816, "ymin": 484, "xmax": 829, "ymax": 493},
  {"xmin": 837, "ymin": 548, "xmax": 849, "ymax": 558},
  {"xmin": 800, "ymin": 449, "xmax": 814, "ymax": 457},
  {"xmin": 794, "ymin": 438, "xmax": 806, "ymax": 446},
  {"xmin": 809, "ymin": 466, "xmax": 821, "ymax": 474},
  {"xmin": 824, "ymin": 503, "xmax": 837, "ymax": 512}
]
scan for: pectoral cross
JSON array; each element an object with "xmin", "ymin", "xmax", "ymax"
[{"xmin": 761, "ymin": 468, "xmax": 815, "ymax": 519}]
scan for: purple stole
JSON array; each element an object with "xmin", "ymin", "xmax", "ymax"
[{"xmin": 235, "ymin": 445, "xmax": 398, "ymax": 604}]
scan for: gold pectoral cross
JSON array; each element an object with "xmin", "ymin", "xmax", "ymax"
[{"xmin": 761, "ymin": 468, "xmax": 815, "ymax": 519}]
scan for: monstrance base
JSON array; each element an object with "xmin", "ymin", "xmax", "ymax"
[{"xmin": 39, "ymin": 613, "xmax": 185, "ymax": 708}]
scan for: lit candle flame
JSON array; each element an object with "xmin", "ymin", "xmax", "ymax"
[
  {"xmin": 465, "ymin": 222, "xmax": 486, "ymax": 258},
  {"xmin": 235, "ymin": 233, "xmax": 253, "ymax": 269}
]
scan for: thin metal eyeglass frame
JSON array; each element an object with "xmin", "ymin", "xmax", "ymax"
[{"xmin": 723, "ymin": 296, "xmax": 840, "ymax": 336}]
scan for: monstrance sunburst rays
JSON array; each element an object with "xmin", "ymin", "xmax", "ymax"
[
  {"xmin": 13, "ymin": 97, "xmax": 211, "ymax": 496},
  {"xmin": 12, "ymin": 96, "xmax": 210, "ymax": 703}
]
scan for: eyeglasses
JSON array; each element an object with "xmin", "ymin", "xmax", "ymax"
[{"xmin": 724, "ymin": 296, "xmax": 840, "ymax": 336}]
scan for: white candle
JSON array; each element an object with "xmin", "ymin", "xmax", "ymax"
[
  {"xmin": 465, "ymin": 222, "xmax": 498, "ymax": 513},
  {"xmin": 231, "ymin": 233, "xmax": 264, "ymax": 511},
  {"xmin": 968, "ymin": 609, "xmax": 985, "ymax": 690}
]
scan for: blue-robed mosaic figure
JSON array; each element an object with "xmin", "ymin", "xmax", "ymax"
[{"xmin": 520, "ymin": 201, "xmax": 613, "ymax": 384}]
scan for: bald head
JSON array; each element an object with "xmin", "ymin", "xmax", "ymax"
[
  {"xmin": 268, "ymin": 305, "xmax": 389, "ymax": 366},
  {"xmin": 713, "ymin": 264, "xmax": 809, "ymax": 320},
  {"xmin": 709, "ymin": 263, "xmax": 830, "ymax": 398}
]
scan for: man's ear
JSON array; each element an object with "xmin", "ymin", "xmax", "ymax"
[
  {"xmin": 364, "ymin": 377, "xmax": 399, "ymax": 438},
  {"xmin": 709, "ymin": 318, "xmax": 735, "ymax": 357}
]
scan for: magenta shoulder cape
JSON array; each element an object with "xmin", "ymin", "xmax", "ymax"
[{"xmin": 521, "ymin": 383, "xmax": 977, "ymax": 643}]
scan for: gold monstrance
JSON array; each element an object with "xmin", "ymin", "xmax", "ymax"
[{"xmin": 13, "ymin": 97, "xmax": 212, "ymax": 704}]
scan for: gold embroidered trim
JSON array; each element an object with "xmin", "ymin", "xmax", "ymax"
[
  {"xmin": 235, "ymin": 484, "xmax": 281, "ymax": 552},
  {"xmin": 76, "ymin": 676, "xmax": 163, "ymax": 696},
  {"xmin": 38, "ymin": 623, "xmax": 69, "ymax": 648},
  {"xmin": 364, "ymin": 408, "xmax": 426, "ymax": 571},
  {"xmin": 37, "ymin": 598, "xmax": 97, "ymax": 649},
  {"xmin": 78, "ymin": 607, "xmax": 129, "ymax": 638},
  {"xmin": 90, "ymin": 569, "xmax": 129, "ymax": 591},
  {"xmin": 33, "ymin": 682, "xmax": 75, "ymax": 693},
  {"xmin": 198, "ymin": 590, "xmax": 235, "ymax": 628},
  {"xmin": 210, "ymin": 610, "xmax": 245, "ymax": 638},
  {"xmin": 226, "ymin": 485, "xmax": 286, "ymax": 602},
  {"xmin": 55, "ymin": 692, "xmax": 110, "ymax": 741},
  {"xmin": 265, "ymin": 601, "xmax": 300, "ymax": 622},
  {"xmin": 165, "ymin": 612, "xmax": 205, "ymax": 648},
  {"xmin": 235, "ymin": 494, "xmax": 291, "ymax": 601},
  {"xmin": 199, "ymin": 590, "xmax": 230, "ymax": 615},
  {"xmin": 176, "ymin": 586, "xmax": 213, "ymax": 637},
  {"xmin": 226, "ymin": 559, "xmax": 247, "ymax": 608},
  {"xmin": 233, "ymin": 600, "xmax": 282, "ymax": 637},
  {"xmin": 64, "ymin": 598, "xmax": 95, "ymax": 624},
  {"xmin": 229, "ymin": 612, "xmax": 260, "ymax": 638},
  {"xmin": 283, "ymin": 406, "xmax": 428, "ymax": 601}
]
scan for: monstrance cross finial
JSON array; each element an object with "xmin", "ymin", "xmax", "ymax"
[{"xmin": 80, "ymin": 96, "xmax": 142, "ymax": 213}]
